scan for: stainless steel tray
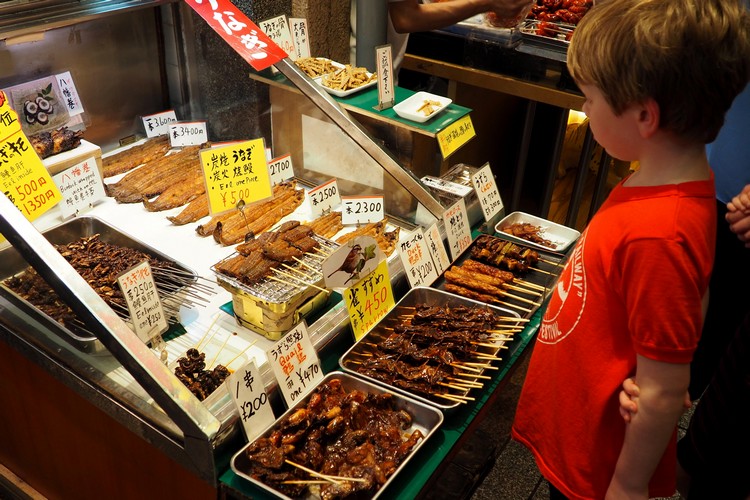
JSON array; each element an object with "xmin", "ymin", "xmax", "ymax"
[
  {"xmin": 432, "ymin": 233, "xmax": 566, "ymax": 319},
  {"xmin": 495, "ymin": 211, "xmax": 581, "ymax": 253},
  {"xmin": 230, "ymin": 371, "xmax": 443, "ymax": 499},
  {"xmin": 0, "ymin": 216, "xmax": 198, "ymax": 355},
  {"xmin": 339, "ymin": 287, "xmax": 522, "ymax": 412}
]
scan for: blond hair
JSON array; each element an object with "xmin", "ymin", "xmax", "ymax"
[{"xmin": 568, "ymin": 0, "xmax": 750, "ymax": 143}]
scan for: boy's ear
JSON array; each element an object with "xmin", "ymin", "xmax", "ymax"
[{"xmin": 637, "ymin": 98, "xmax": 660, "ymax": 138}]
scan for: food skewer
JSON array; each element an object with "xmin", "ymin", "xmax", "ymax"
[
  {"xmin": 208, "ymin": 331, "xmax": 235, "ymax": 368},
  {"xmin": 224, "ymin": 338, "xmax": 259, "ymax": 367},
  {"xmin": 285, "ymin": 460, "xmax": 369, "ymax": 485}
]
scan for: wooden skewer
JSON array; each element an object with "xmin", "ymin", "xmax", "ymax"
[
  {"xmin": 436, "ymin": 392, "xmax": 474, "ymax": 402},
  {"xmin": 515, "ymin": 279, "xmax": 546, "ymax": 291},
  {"xmin": 194, "ymin": 313, "xmax": 221, "ymax": 351},
  {"xmin": 292, "ymin": 256, "xmax": 322, "ymax": 274},
  {"xmin": 447, "ymin": 378, "xmax": 483, "ymax": 388},
  {"xmin": 440, "ymin": 382, "xmax": 475, "ymax": 391},
  {"xmin": 505, "ymin": 283, "xmax": 543, "ymax": 296},
  {"xmin": 497, "ymin": 290, "xmax": 541, "ymax": 306},
  {"xmin": 285, "ymin": 460, "xmax": 369, "ymax": 484},
  {"xmin": 451, "ymin": 362, "xmax": 482, "ymax": 373},
  {"xmin": 529, "ymin": 266, "xmax": 555, "ymax": 276},
  {"xmin": 282, "ymin": 480, "xmax": 331, "ymax": 485},
  {"xmin": 224, "ymin": 339, "xmax": 259, "ymax": 368},
  {"xmin": 472, "ymin": 342, "xmax": 508, "ymax": 349},
  {"xmin": 208, "ymin": 331, "xmax": 234, "ymax": 368},
  {"xmin": 283, "ymin": 262, "xmax": 318, "ymax": 279},
  {"xmin": 453, "ymin": 372, "xmax": 493, "ymax": 379},
  {"xmin": 460, "ymin": 361, "xmax": 498, "ymax": 369},
  {"xmin": 495, "ymin": 300, "xmax": 532, "ymax": 314},
  {"xmin": 271, "ymin": 269, "xmax": 330, "ymax": 294},
  {"xmin": 268, "ymin": 274, "xmax": 303, "ymax": 290},
  {"xmin": 539, "ymin": 257, "xmax": 559, "ymax": 266}
]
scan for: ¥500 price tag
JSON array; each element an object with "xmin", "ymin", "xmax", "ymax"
[
  {"xmin": 169, "ymin": 121, "xmax": 208, "ymax": 147},
  {"xmin": 229, "ymin": 359, "xmax": 275, "ymax": 442},
  {"xmin": 117, "ymin": 261, "xmax": 168, "ymax": 344},
  {"xmin": 342, "ymin": 195, "xmax": 384, "ymax": 225},
  {"xmin": 266, "ymin": 321, "xmax": 322, "ymax": 407},
  {"xmin": 343, "ymin": 259, "xmax": 395, "ymax": 341},
  {"xmin": 308, "ymin": 178, "xmax": 341, "ymax": 217}
]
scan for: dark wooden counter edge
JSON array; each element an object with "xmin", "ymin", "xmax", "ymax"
[{"xmin": 401, "ymin": 53, "xmax": 585, "ymax": 112}]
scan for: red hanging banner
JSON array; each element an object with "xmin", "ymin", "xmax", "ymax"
[{"xmin": 184, "ymin": 0, "xmax": 288, "ymax": 71}]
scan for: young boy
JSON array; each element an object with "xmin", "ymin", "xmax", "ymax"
[{"xmin": 510, "ymin": 1, "xmax": 750, "ymax": 499}]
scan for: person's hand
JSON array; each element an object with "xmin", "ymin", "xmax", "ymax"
[
  {"xmin": 618, "ymin": 377, "xmax": 639, "ymax": 423},
  {"xmin": 726, "ymin": 184, "xmax": 750, "ymax": 247},
  {"xmin": 618, "ymin": 377, "xmax": 691, "ymax": 423},
  {"xmin": 486, "ymin": 0, "xmax": 533, "ymax": 27}
]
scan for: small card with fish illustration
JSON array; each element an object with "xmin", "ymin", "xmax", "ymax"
[{"xmin": 8, "ymin": 75, "xmax": 71, "ymax": 135}]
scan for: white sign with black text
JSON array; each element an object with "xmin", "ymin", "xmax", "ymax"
[{"xmin": 228, "ymin": 359, "xmax": 275, "ymax": 442}]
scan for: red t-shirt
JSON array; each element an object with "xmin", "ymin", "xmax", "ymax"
[{"xmin": 512, "ymin": 177, "xmax": 716, "ymax": 500}]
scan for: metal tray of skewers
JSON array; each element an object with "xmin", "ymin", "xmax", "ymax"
[
  {"xmin": 0, "ymin": 216, "xmax": 204, "ymax": 355},
  {"xmin": 431, "ymin": 233, "xmax": 567, "ymax": 320},
  {"xmin": 519, "ymin": 19, "xmax": 575, "ymax": 50},
  {"xmin": 231, "ymin": 371, "xmax": 443, "ymax": 500},
  {"xmin": 339, "ymin": 287, "xmax": 525, "ymax": 412},
  {"xmin": 211, "ymin": 222, "xmax": 340, "ymax": 341}
]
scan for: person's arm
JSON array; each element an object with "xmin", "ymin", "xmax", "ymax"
[
  {"xmin": 607, "ymin": 355, "xmax": 690, "ymax": 500},
  {"xmin": 726, "ymin": 184, "xmax": 750, "ymax": 246},
  {"xmin": 388, "ymin": 0, "xmax": 531, "ymax": 34}
]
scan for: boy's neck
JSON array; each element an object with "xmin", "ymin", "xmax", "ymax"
[{"xmin": 623, "ymin": 138, "xmax": 710, "ymax": 187}]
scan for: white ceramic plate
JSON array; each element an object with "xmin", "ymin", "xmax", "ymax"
[
  {"xmin": 393, "ymin": 91, "xmax": 452, "ymax": 123},
  {"xmin": 318, "ymin": 63, "xmax": 377, "ymax": 97},
  {"xmin": 495, "ymin": 211, "xmax": 580, "ymax": 253}
]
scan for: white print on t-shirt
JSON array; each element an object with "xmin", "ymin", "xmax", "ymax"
[{"xmin": 539, "ymin": 230, "xmax": 587, "ymax": 344}]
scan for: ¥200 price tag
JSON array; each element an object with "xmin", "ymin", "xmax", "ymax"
[
  {"xmin": 117, "ymin": 261, "xmax": 168, "ymax": 344},
  {"xmin": 308, "ymin": 178, "xmax": 341, "ymax": 217},
  {"xmin": 398, "ymin": 228, "xmax": 439, "ymax": 288},
  {"xmin": 470, "ymin": 163, "xmax": 504, "ymax": 221},
  {"xmin": 442, "ymin": 198, "xmax": 472, "ymax": 261},
  {"xmin": 168, "ymin": 121, "xmax": 208, "ymax": 147},
  {"xmin": 266, "ymin": 321, "xmax": 322, "ymax": 407},
  {"xmin": 229, "ymin": 359, "xmax": 275, "ymax": 442},
  {"xmin": 341, "ymin": 195, "xmax": 384, "ymax": 225},
  {"xmin": 200, "ymin": 138, "xmax": 273, "ymax": 215},
  {"xmin": 343, "ymin": 259, "xmax": 395, "ymax": 341},
  {"xmin": 142, "ymin": 110, "xmax": 177, "ymax": 138},
  {"xmin": 424, "ymin": 222, "xmax": 451, "ymax": 276},
  {"xmin": 436, "ymin": 114, "xmax": 476, "ymax": 159},
  {"xmin": 268, "ymin": 154, "xmax": 295, "ymax": 185},
  {"xmin": 52, "ymin": 156, "xmax": 106, "ymax": 219}
]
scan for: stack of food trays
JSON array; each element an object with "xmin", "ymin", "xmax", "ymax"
[
  {"xmin": 231, "ymin": 371, "xmax": 443, "ymax": 499},
  {"xmin": 339, "ymin": 287, "xmax": 524, "ymax": 411},
  {"xmin": 0, "ymin": 216, "xmax": 202, "ymax": 355},
  {"xmin": 431, "ymin": 232, "xmax": 567, "ymax": 320},
  {"xmin": 211, "ymin": 222, "xmax": 340, "ymax": 341}
]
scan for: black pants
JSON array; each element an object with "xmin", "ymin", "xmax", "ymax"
[{"xmin": 548, "ymin": 481, "xmax": 569, "ymax": 500}]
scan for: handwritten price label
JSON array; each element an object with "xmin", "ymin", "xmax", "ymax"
[
  {"xmin": 436, "ymin": 114, "xmax": 476, "ymax": 159},
  {"xmin": 142, "ymin": 110, "xmax": 177, "ymax": 138},
  {"xmin": 398, "ymin": 229, "xmax": 439, "ymax": 288},
  {"xmin": 52, "ymin": 156, "xmax": 106, "ymax": 219},
  {"xmin": 0, "ymin": 91, "xmax": 62, "ymax": 223},
  {"xmin": 268, "ymin": 154, "xmax": 295, "ymax": 185},
  {"xmin": 344, "ymin": 259, "xmax": 395, "ymax": 341},
  {"xmin": 341, "ymin": 195, "xmax": 384, "ymax": 225},
  {"xmin": 201, "ymin": 138, "xmax": 273, "ymax": 215},
  {"xmin": 229, "ymin": 359, "xmax": 275, "ymax": 442},
  {"xmin": 470, "ymin": 163, "xmax": 504, "ymax": 221},
  {"xmin": 259, "ymin": 15, "xmax": 295, "ymax": 58},
  {"xmin": 289, "ymin": 18, "xmax": 311, "ymax": 59},
  {"xmin": 307, "ymin": 178, "xmax": 341, "ymax": 217},
  {"xmin": 442, "ymin": 198, "xmax": 472, "ymax": 261},
  {"xmin": 168, "ymin": 121, "xmax": 208, "ymax": 147},
  {"xmin": 117, "ymin": 261, "xmax": 168, "ymax": 344},
  {"xmin": 424, "ymin": 222, "xmax": 451, "ymax": 275},
  {"xmin": 266, "ymin": 321, "xmax": 322, "ymax": 407}
]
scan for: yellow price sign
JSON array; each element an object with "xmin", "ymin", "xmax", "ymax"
[
  {"xmin": 436, "ymin": 114, "xmax": 476, "ymax": 159},
  {"xmin": 343, "ymin": 258, "xmax": 395, "ymax": 341},
  {"xmin": 200, "ymin": 138, "xmax": 273, "ymax": 215},
  {"xmin": 0, "ymin": 90, "xmax": 61, "ymax": 222}
]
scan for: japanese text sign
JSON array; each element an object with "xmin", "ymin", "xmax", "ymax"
[
  {"xmin": 424, "ymin": 222, "xmax": 451, "ymax": 276},
  {"xmin": 52, "ymin": 156, "xmax": 106, "ymax": 219},
  {"xmin": 442, "ymin": 198, "xmax": 472, "ymax": 261},
  {"xmin": 307, "ymin": 178, "xmax": 341, "ymax": 217},
  {"xmin": 267, "ymin": 153, "xmax": 295, "ymax": 185},
  {"xmin": 184, "ymin": 0, "xmax": 287, "ymax": 71},
  {"xmin": 289, "ymin": 18, "xmax": 311, "ymax": 59},
  {"xmin": 398, "ymin": 228, "xmax": 439, "ymax": 288},
  {"xmin": 169, "ymin": 121, "xmax": 208, "ymax": 147},
  {"xmin": 259, "ymin": 15, "xmax": 295, "ymax": 59},
  {"xmin": 341, "ymin": 195, "xmax": 384, "ymax": 225},
  {"xmin": 343, "ymin": 258, "xmax": 395, "ymax": 341},
  {"xmin": 375, "ymin": 44, "xmax": 395, "ymax": 110},
  {"xmin": 470, "ymin": 163, "xmax": 504, "ymax": 221},
  {"xmin": 0, "ymin": 90, "xmax": 61, "ymax": 222},
  {"xmin": 229, "ymin": 359, "xmax": 275, "ymax": 442},
  {"xmin": 200, "ymin": 138, "xmax": 273, "ymax": 215},
  {"xmin": 436, "ymin": 114, "xmax": 476, "ymax": 159},
  {"xmin": 267, "ymin": 321, "xmax": 322, "ymax": 407},
  {"xmin": 116, "ymin": 261, "xmax": 168, "ymax": 344},
  {"xmin": 142, "ymin": 110, "xmax": 177, "ymax": 138}
]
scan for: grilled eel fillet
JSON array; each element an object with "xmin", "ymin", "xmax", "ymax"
[
  {"xmin": 29, "ymin": 127, "xmax": 84, "ymax": 159},
  {"xmin": 213, "ymin": 189, "xmax": 305, "ymax": 246},
  {"xmin": 106, "ymin": 145, "xmax": 201, "ymax": 203},
  {"xmin": 167, "ymin": 195, "xmax": 209, "ymax": 226},
  {"xmin": 334, "ymin": 218, "xmax": 399, "ymax": 256},
  {"xmin": 196, "ymin": 181, "xmax": 297, "ymax": 237},
  {"xmin": 143, "ymin": 166, "xmax": 206, "ymax": 212},
  {"xmin": 102, "ymin": 135, "xmax": 171, "ymax": 178},
  {"xmin": 307, "ymin": 211, "xmax": 344, "ymax": 239}
]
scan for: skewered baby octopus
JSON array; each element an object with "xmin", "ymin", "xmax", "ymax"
[{"xmin": 500, "ymin": 222, "xmax": 558, "ymax": 248}]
